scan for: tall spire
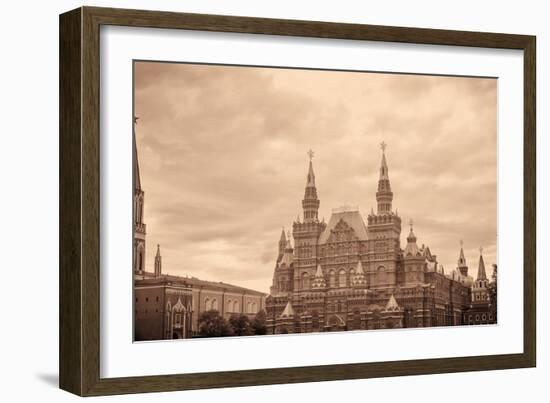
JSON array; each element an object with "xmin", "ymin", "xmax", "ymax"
[
  {"xmin": 133, "ymin": 123, "xmax": 146, "ymax": 274},
  {"xmin": 302, "ymin": 149, "xmax": 320, "ymax": 223},
  {"xmin": 457, "ymin": 240, "xmax": 468, "ymax": 276},
  {"xmin": 477, "ymin": 246, "xmax": 487, "ymax": 281},
  {"xmin": 133, "ymin": 117, "xmax": 142, "ymax": 191},
  {"xmin": 154, "ymin": 244, "xmax": 162, "ymax": 277},
  {"xmin": 306, "ymin": 149, "xmax": 316, "ymax": 187},
  {"xmin": 376, "ymin": 141, "xmax": 393, "ymax": 214}
]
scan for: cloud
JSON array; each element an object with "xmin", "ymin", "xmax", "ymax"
[{"xmin": 135, "ymin": 62, "xmax": 497, "ymax": 291}]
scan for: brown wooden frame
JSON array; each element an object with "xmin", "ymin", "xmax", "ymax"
[{"xmin": 59, "ymin": 6, "xmax": 536, "ymax": 396}]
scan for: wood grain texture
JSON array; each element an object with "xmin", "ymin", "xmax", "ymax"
[
  {"xmin": 59, "ymin": 6, "xmax": 537, "ymax": 396},
  {"xmin": 59, "ymin": 7, "xmax": 82, "ymax": 396}
]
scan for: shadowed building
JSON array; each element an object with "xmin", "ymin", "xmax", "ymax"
[{"xmin": 266, "ymin": 145, "xmax": 496, "ymax": 334}]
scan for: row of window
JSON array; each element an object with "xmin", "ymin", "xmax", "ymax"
[
  {"xmin": 135, "ymin": 296, "xmax": 160, "ymax": 303},
  {"xmin": 468, "ymin": 313, "xmax": 494, "ymax": 322},
  {"xmin": 203, "ymin": 298, "xmax": 259, "ymax": 314},
  {"xmin": 298, "ymin": 266, "xmax": 386, "ymax": 289}
]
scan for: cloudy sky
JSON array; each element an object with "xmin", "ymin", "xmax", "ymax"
[{"xmin": 134, "ymin": 61, "xmax": 497, "ymax": 293}]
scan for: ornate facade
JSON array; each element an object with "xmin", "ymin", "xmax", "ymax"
[{"xmin": 266, "ymin": 145, "xmax": 496, "ymax": 334}]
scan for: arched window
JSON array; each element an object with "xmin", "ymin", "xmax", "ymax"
[
  {"xmin": 204, "ymin": 298, "xmax": 210, "ymax": 311},
  {"xmin": 252, "ymin": 302, "xmax": 257, "ymax": 313},
  {"xmin": 377, "ymin": 266, "xmax": 386, "ymax": 283},
  {"xmin": 247, "ymin": 302, "xmax": 251, "ymax": 313},
  {"xmin": 227, "ymin": 299, "xmax": 232, "ymax": 312},
  {"xmin": 301, "ymin": 272, "xmax": 310, "ymax": 290},
  {"xmin": 339, "ymin": 269, "xmax": 347, "ymax": 288},
  {"xmin": 233, "ymin": 301, "xmax": 239, "ymax": 312},
  {"xmin": 211, "ymin": 299, "xmax": 218, "ymax": 311},
  {"xmin": 329, "ymin": 270, "xmax": 336, "ymax": 288}
]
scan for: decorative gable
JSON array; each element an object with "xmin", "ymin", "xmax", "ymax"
[{"xmin": 326, "ymin": 219, "xmax": 358, "ymax": 243}]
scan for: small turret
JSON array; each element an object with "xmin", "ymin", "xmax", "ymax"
[
  {"xmin": 404, "ymin": 220, "xmax": 420, "ymax": 257},
  {"xmin": 154, "ymin": 244, "xmax": 162, "ymax": 277},
  {"xmin": 457, "ymin": 240, "xmax": 469, "ymax": 277},
  {"xmin": 352, "ymin": 260, "xmax": 367, "ymax": 287},
  {"xmin": 311, "ymin": 264, "xmax": 327, "ymax": 290}
]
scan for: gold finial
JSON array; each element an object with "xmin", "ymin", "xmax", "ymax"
[
  {"xmin": 460, "ymin": 239, "xmax": 464, "ymax": 247},
  {"xmin": 479, "ymin": 246, "xmax": 483, "ymax": 254},
  {"xmin": 408, "ymin": 218, "xmax": 414, "ymax": 229},
  {"xmin": 307, "ymin": 149, "xmax": 315, "ymax": 161},
  {"xmin": 380, "ymin": 141, "xmax": 387, "ymax": 153}
]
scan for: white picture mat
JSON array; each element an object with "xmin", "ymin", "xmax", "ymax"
[{"xmin": 100, "ymin": 25, "xmax": 524, "ymax": 378}]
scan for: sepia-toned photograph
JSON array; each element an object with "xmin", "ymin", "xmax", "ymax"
[{"xmin": 133, "ymin": 61, "xmax": 498, "ymax": 341}]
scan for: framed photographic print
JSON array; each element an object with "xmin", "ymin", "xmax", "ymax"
[{"xmin": 59, "ymin": 6, "xmax": 536, "ymax": 396}]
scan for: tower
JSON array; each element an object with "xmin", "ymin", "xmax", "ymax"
[
  {"xmin": 472, "ymin": 247, "xmax": 489, "ymax": 303},
  {"xmin": 293, "ymin": 150, "xmax": 326, "ymax": 292},
  {"xmin": 154, "ymin": 244, "xmax": 162, "ymax": 277},
  {"xmin": 367, "ymin": 142, "xmax": 401, "ymax": 287},
  {"xmin": 457, "ymin": 240, "xmax": 469, "ymax": 277},
  {"xmin": 134, "ymin": 128, "xmax": 146, "ymax": 274},
  {"xmin": 270, "ymin": 231, "xmax": 295, "ymax": 296},
  {"xmin": 376, "ymin": 141, "xmax": 393, "ymax": 215},
  {"xmin": 403, "ymin": 220, "xmax": 425, "ymax": 285}
]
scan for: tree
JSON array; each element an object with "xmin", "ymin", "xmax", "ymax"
[
  {"xmin": 229, "ymin": 314, "xmax": 254, "ymax": 336},
  {"xmin": 252, "ymin": 309, "xmax": 267, "ymax": 335},
  {"xmin": 197, "ymin": 310, "xmax": 234, "ymax": 337}
]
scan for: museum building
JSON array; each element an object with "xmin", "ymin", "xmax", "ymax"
[{"xmin": 266, "ymin": 145, "xmax": 496, "ymax": 334}]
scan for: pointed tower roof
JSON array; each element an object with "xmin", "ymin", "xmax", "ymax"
[
  {"xmin": 477, "ymin": 247, "xmax": 487, "ymax": 280},
  {"xmin": 315, "ymin": 264, "xmax": 324, "ymax": 278},
  {"xmin": 305, "ymin": 148, "xmax": 316, "ymax": 187},
  {"xmin": 380, "ymin": 151, "xmax": 389, "ymax": 180},
  {"xmin": 385, "ymin": 294, "xmax": 401, "ymax": 311},
  {"xmin": 279, "ymin": 228, "xmax": 286, "ymax": 244},
  {"xmin": 133, "ymin": 138, "xmax": 142, "ymax": 190},
  {"xmin": 306, "ymin": 160, "xmax": 316, "ymax": 187},
  {"xmin": 155, "ymin": 243, "xmax": 161, "ymax": 257},
  {"xmin": 458, "ymin": 240, "xmax": 467, "ymax": 266},
  {"xmin": 280, "ymin": 300, "xmax": 295, "ymax": 317}
]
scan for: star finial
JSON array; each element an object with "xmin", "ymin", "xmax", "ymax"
[
  {"xmin": 307, "ymin": 149, "xmax": 315, "ymax": 161},
  {"xmin": 409, "ymin": 218, "xmax": 414, "ymax": 229},
  {"xmin": 479, "ymin": 246, "xmax": 483, "ymax": 254},
  {"xmin": 460, "ymin": 239, "xmax": 464, "ymax": 248},
  {"xmin": 380, "ymin": 141, "xmax": 387, "ymax": 153}
]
